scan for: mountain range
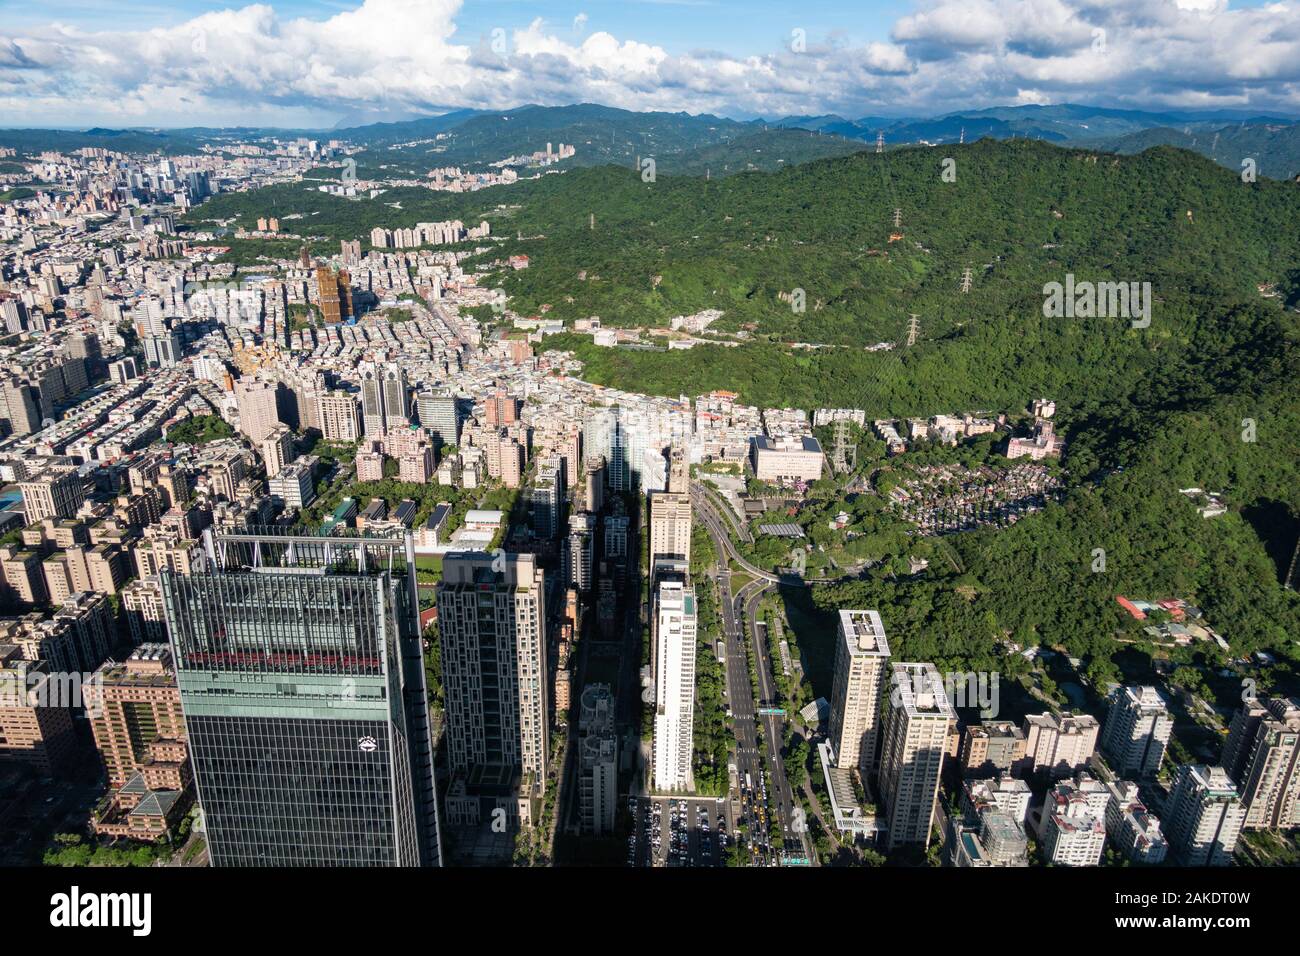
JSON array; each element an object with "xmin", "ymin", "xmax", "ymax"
[{"xmin": 6, "ymin": 102, "xmax": 1300, "ymax": 179}]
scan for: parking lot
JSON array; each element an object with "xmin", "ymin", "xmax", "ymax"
[{"xmin": 627, "ymin": 795, "xmax": 731, "ymax": 867}]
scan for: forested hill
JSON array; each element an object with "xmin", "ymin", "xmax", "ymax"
[
  {"xmin": 481, "ymin": 138, "xmax": 1300, "ymax": 347},
  {"xmin": 1090, "ymin": 123, "xmax": 1300, "ymax": 181}
]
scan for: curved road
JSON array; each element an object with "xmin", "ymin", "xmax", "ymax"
[{"xmin": 693, "ymin": 484, "xmax": 815, "ymax": 865}]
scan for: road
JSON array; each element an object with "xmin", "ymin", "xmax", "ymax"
[
  {"xmin": 692, "ymin": 484, "xmax": 814, "ymax": 866},
  {"xmin": 742, "ymin": 583, "xmax": 814, "ymax": 865}
]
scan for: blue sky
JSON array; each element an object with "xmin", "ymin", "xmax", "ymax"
[
  {"xmin": 2, "ymin": 0, "xmax": 1298, "ymax": 128},
  {"xmin": 6, "ymin": 0, "xmax": 906, "ymax": 52}
]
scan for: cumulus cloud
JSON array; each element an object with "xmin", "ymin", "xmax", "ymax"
[{"xmin": 0, "ymin": 0, "xmax": 1298, "ymax": 127}]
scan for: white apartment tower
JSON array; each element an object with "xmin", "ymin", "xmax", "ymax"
[
  {"xmin": 879, "ymin": 662, "xmax": 953, "ymax": 849},
  {"xmin": 1164, "ymin": 764, "xmax": 1246, "ymax": 866},
  {"xmin": 1223, "ymin": 696, "xmax": 1300, "ymax": 830},
  {"xmin": 827, "ymin": 609, "xmax": 891, "ymax": 773},
  {"xmin": 1022, "ymin": 711, "xmax": 1100, "ymax": 779},
  {"xmin": 652, "ymin": 576, "xmax": 697, "ymax": 793},
  {"xmin": 1100, "ymin": 685, "xmax": 1173, "ymax": 778}
]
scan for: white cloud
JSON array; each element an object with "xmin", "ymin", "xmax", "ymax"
[{"xmin": 0, "ymin": 0, "xmax": 1298, "ymax": 127}]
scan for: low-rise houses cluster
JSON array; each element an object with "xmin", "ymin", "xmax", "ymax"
[{"xmin": 888, "ymin": 462, "xmax": 1062, "ymax": 535}]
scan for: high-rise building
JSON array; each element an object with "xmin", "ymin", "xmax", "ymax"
[
  {"xmin": 483, "ymin": 389, "xmax": 519, "ymax": 427},
  {"xmin": 437, "ymin": 552, "xmax": 548, "ymax": 824},
  {"xmin": 85, "ymin": 644, "xmax": 188, "ymax": 790},
  {"xmin": 360, "ymin": 363, "xmax": 385, "ymax": 437},
  {"xmin": 359, "ymin": 362, "xmax": 408, "ymax": 436},
  {"xmin": 652, "ymin": 575, "xmax": 697, "ymax": 793},
  {"xmin": 1022, "ymin": 711, "xmax": 1100, "ymax": 779},
  {"xmin": 416, "ymin": 392, "xmax": 458, "ymax": 446},
  {"xmin": 584, "ymin": 407, "xmax": 628, "ymax": 492},
  {"xmin": 260, "ymin": 425, "xmax": 295, "ymax": 480},
  {"xmin": 1100, "ymin": 685, "xmax": 1173, "ymax": 778},
  {"xmin": 318, "ymin": 390, "xmax": 361, "ymax": 442},
  {"xmin": 578, "ymin": 683, "xmax": 618, "ymax": 836},
  {"xmin": 161, "ymin": 527, "xmax": 442, "ymax": 866},
  {"xmin": 827, "ymin": 609, "xmax": 891, "ymax": 773},
  {"xmin": 1223, "ymin": 696, "xmax": 1300, "ymax": 830},
  {"xmin": 878, "ymin": 662, "xmax": 953, "ymax": 849},
  {"xmin": 0, "ymin": 649, "xmax": 78, "ymax": 775},
  {"xmin": 530, "ymin": 457, "xmax": 564, "ymax": 539},
  {"xmin": 562, "ymin": 512, "xmax": 595, "ymax": 592},
  {"xmin": 959, "ymin": 721, "xmax": 1028, "ymax": 778},
  {"xmin": 267, "ymin": 456, "xmax": 317, "ymax": 511},
  {"xmin": 1104, "ymin": 779, "xmax": 1168, "ymax": 865},
  {"xmin": 1040, "ymin": 775, "xmax": 1108, "ymax": 866},
  {"xmin": 314, "ymin": 265, "xmax": 353, "ymax": 323},
  {"xmin": 235, "ymin": 378, "xmax": 282, "ymax": 444},
  {"xmin": 0, "ymin": 378, "xmax": 40, "ymax": 436},
  {"xmin": 20, "ymin": 468, "xmax": 84, "ymax": 522},
  {"xmin": 382, "ymin": 364, "xmax": 409, "ymax": 431},
  {"xmin": 583, "ymin": 456, "xmax": 606, "ymax": 513},
  {"xmin": 121, "ymin": 576, "xmax": 167, "ymax": 645},
  {"xmin": 648, "ymin": 450, "xmax": 691, "ymax": 579},
  {"xmin": 1163, "ymin": 764, "xmax": 1245, "ymax": 866}
]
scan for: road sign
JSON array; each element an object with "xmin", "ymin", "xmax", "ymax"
[
  {"xmin": 757, "ymin": 707, "xmax": 786, "ymax": 716},
  {"xmin": 781, "ymin": 856, "xmax": 811, "ymax": 866}
]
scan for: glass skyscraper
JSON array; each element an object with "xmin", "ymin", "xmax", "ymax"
[{"xmin": 161, "ymin": 527, "xmax": 441, "ymax": 866}]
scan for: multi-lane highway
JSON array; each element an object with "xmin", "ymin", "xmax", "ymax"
[{"xmin": 691, "ymin": 482, "xmax": 815, "ymax": 866}]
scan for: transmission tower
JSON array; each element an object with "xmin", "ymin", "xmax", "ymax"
[
  {"xmin": 589, "ymin": 213, "xmax": 595, "ymax": 231},
  {"xmin": 876, "ymin": 131, "xmax": 884, "ymax": 154},
  {"xmin": 960, "ymin": 267, "xmax": 973, "ymax": 293},
  {"xmin": 892, "ymin": 208, "xmax": 902, "ymax": 229},
  {"xmin": 907, "ymin": 313, "xmax": 920, "ymax": 347},
  {"xmin": 959, "ymin": 127, "xmax": 966, "ymax": 145}
]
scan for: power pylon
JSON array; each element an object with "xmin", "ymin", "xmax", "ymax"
[
  {"xmin": 876, "ymin": 131, "xmax": 884, "ymax": 154},
  {"xmin": 892, "ymin": 208, "xmax": 902, "ymax": 229},
  {"xmin": 907, "ymin": 313, "xmax": 920, "ymax": 347},
  {"xmin": 960, "ymin": 267, "xmax": 973, "ymax": 293}
]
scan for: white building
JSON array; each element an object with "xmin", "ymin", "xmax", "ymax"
[
  {"xmin": 827, "ymin": 609, "xmax": 891, "ymax": 773},
  {"xmin": 879, "ymin": 662, "xmax": 953, "ymax": 849},
  {"xmin": 1105, "ymin": 779, "xmax": 1168, "ymax": 865},
  {"xmin": 1101, "ymin": 685, "xmax": 1173, "ymax": 778},
  {"xmin": 1041, "ymin": 792, "xmax": 1107, "ymax": 866},
  {"xmin": 1164, "ymin": 765, "xmax": 1245, "ymax": 866},
  {"xmin": 652, "ymin": 577, "xmax": 697, "ymax": 793},
  {"xmin": 1023, "ymin": 711, "xmax": 1100, "ymax": 779}
]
